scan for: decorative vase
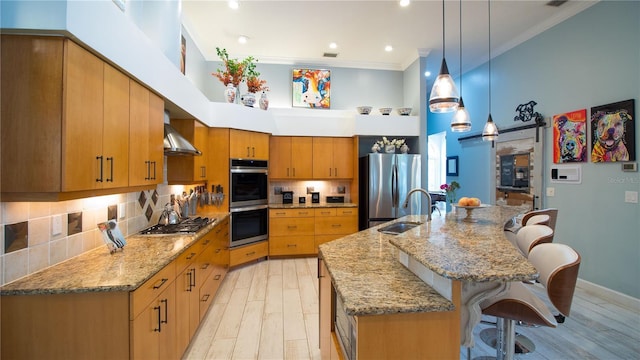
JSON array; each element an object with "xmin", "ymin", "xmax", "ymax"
[
  {"xmin": 384, "ymin": 144, "xmax": 396, "ymax": 153},
  {"xmin": 224, "ymin": 84, "xmax": 237, "ymax": 103},
  {"xmin": 400, "ymin": 144, "xmax": 409, "ymax": 154},
  {"xmin": 371, "ymin": 143, "xmax": 381, "ymax": 153},
  {"xmin": 259, "ymin": 91, "xmax": 269, "ymax": 110},
  {"xmin": 241, "ymin": 92, "xmax": 256, "ymax": 107}
]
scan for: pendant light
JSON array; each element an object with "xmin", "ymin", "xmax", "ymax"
[
  {"xmin": 450, "ymin": 0, "xmax": 471, "ymax": 132},
  {"xmin": 482, "ymin": 0, "xmax": 499, "ymax": 141},
  {"xmin": 429, "ymin": 0, "xmax": 459, "ymax": 113}
]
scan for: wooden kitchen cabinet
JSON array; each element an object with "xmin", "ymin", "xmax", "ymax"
[
  {"xmin": 230, "ymin": 241, "xmax": 268, "ymax": 267},
  {"xmin": 269, "ymin": 136, "xmax": 313, "ymax": 179},
  {"xmin": 314, "ymin": 208, "xmax": 358, "ymax": 252},
  {"xmin": 229, "ymin": 129, "xmax": 270, "ymax": 160},
  {"xmin": 167, "ymin": 119, "xmax": 208, "ymax": 184},
  {"xmin": 269, "ymin": 208, "xmax": 315, "ymax": 256},
  {"xmin": 131, "ymin": 280, "xmax": 177, "ymax": 360},
  {"xmin": 129, "ymin": 80, "xmax": 164, "ymax": 187},
  {"xmin": 312, "ymin": 137, "xmax": 354, "ymax": 179}
]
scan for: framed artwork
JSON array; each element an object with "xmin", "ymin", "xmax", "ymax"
[
  {"xmin": 553, "ymin": 109, "xmax": 587, "ymax": 163},
  {"xmin": 292, "ymin": 68, "xmax": 330, "ymax": 108},
  {"xmin": 590, "ymin": 99, "xmax": 635, "ymax": 162},
  {"xmin": 446, "ymin": 156, "xmax": 459, "ymax": 176}
]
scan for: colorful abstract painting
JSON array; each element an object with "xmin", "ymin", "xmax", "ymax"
[
  {"xmin": 590, "ymin": 99, "xmax": 635, "ymax": 162},
  {"xmin": 553, "ymin": 109, "xmax": 587, "ymax": 163},
  {"xmin": 292, "ymin": 69, "xmax": 330, "ymax": 109}
]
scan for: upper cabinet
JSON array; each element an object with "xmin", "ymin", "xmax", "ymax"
[
  {"xmin": 312, "ymin": 137, "xmax": 354, "ymax": 179},
  {"xmin": 1, "ymin": 35, "xmax": 163, "ymax": 200},
  {"xmin": 167, "ymin": 119, "xmax": 208, "ymax": 184},
  {"xmin": 269, "ymin": 136, "xmax": 313, "ymax": 179},
  {"xmin": 229, "ymin": 129, "xmax": 269, "ymax": 160}
]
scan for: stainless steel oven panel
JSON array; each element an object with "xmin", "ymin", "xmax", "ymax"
[
  {"xmin": 229, "ymin": 159, "xmax": 269, "ymax": 208},
  {"xmin": 230, "ymin": 204, "xmax": 268, "ymax": 248}
]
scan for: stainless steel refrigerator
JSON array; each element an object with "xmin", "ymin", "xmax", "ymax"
[{"xmin": 359, "ymin": 153, "xmax": 421, "ymax": 229}]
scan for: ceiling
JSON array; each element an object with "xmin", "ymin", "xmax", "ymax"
[{"xmin": 182, "ymin": 0, "xmax": 597, "ymax": 77}]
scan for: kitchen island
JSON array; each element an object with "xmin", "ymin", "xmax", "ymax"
[{"xmin": 318, "ymin": 204, "xmax": 535, "ymax": 359}]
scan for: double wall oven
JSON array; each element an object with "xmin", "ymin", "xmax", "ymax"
[{"xmin": 229, "ymin": 159, "xmax": 269, "ymax": 248}]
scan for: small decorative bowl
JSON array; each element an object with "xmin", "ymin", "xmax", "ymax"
[
  {"xmin": 379, "ymin": 107, "xmax": 392, "ymax": 115},
  {"xmin": 397, "ymin": 107, "xmax": 412, "ymax": 116},
  {"xmin": 357, "ymin": 106, "xmax": 372, "ymax": 115}
]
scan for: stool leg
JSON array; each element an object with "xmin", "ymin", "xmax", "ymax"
[{"xmin": 495, "ymin": 317, "xmax": 516, "ymax": 360}]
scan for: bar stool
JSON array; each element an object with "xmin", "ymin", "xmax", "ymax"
[
  {"xmin": 478, "ymin": 243, "xmax": 581, "ymax": 360},
  {"xmin": 522, "ymin": 208, "xmax": 558, "ymax": 230},
  {"xmin": 515, "ymin": 224, "xmax": 554, "ymax": 256}
]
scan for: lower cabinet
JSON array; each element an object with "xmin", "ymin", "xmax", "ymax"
[
  {"xmin": 314, "ymin": 208, "xmax": 358, "ymax": 252},
  {"xmin": 131, "ymin": 280, "xmax": 177, "ymax": 360},
  {"xmin": 230, "ymin": 241, "xmax": 268, "ymax": 267}
]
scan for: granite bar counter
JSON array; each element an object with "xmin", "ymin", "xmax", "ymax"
[{"xmin": 0, "ymin": 212, "xmax": 229, "ymax": 296}]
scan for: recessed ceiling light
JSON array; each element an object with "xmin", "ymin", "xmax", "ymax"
[
  {"xmin": 228, "ymin": 0, "xmax": 239, "ymax": 10},
  {"xmin": 238, "ymin": 36, "xmax": 248, "ymax": 44},
  {"xmin": 424, "ymin": 71, "xmax": 431, "ymax": 77},
  {"xmin": 385, "ymin": 45, "xmax": 393, "ymax": 52},
  {"xmin": 400, "ymin": 0, "xmax": 410, "ymax": 7},
  {"xmin": 329, "ymin": 42, "xmax": 337, "ymax": 49}
]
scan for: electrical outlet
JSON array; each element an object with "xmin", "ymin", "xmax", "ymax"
[
  {"xmin": 274, "ymin": 187, "xmax": 282, "ymax": 195},
  {"xmin": 624, "ymin": 191, "xmax": 638, "ymax": 204},
  {"xmin": 52, "ymin": 215, "xmax": 62, "ymax": 236},
  {"xmin": 118, "ymin": 203, "xmax": 126, "ymax": 219},
  {"xmin": 546, "ymin": 187, "xmax": 555, "ymax": 197}
]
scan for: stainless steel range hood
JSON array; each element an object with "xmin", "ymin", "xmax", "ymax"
[{"xmin": 163, "ymin": 110, "xmax": 202, "ymax": 156}]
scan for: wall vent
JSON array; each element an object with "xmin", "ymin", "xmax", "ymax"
[{"xmin": 323, "ymin": 52, "xmax": 338, "ymax": 58}]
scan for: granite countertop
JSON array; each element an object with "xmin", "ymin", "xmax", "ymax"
[
  {"xmin": 388, "ymin": 205, "xmax": 537, "ymax": 282},
  {"xmin": 269, "ymin": 202, "xmax": 357, "ymax": 209},
  {"xmin": 318, "ymin": 227, "xmax": 455, "ymax": 317},
  {"xmin": 0, "ymin": 212, "xmax": 230, "ymax": 296},
  {"xmin": 318, "ymin": 204, "xmax": 535, "ymax": 317}
]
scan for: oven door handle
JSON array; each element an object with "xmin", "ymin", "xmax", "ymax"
[
  {"xmin": 230, "ymin": 204, "xmax": 269, "ymax": 212},
  {"xmin": 230, "ymin": 168, "xmax": 268, "ymax": 174}
]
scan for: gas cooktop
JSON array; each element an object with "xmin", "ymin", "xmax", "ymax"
[{"xmin": 139, "ymin": 217, "xmax": 214, "ymax": 235}]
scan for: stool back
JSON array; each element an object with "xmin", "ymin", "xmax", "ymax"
[{"xmin": 516, "ymin": 224, "xmax": 554, "ymax": 256}]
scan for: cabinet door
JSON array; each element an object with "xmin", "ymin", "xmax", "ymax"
[
  {"xmin": 167, "ymin": 119, "xmax": 208, "ymax": 184},
  {"xmin": 132, "ymin": 281, "xmax": 177, "ymax": 360},
  {"xmin": 129, "ymin": 80, "xmax": 150, "ymax": 187},
  {"xmin": 62, "ymin": 40, "xmax": 104, "ymax": 191},
  {"xmin": 229, "ymin": 129, "xmax": 252, "ymax": 158},
  {"xmin": 290, "ymin": 137, "xmax": 313, "ymax": 178},
  {"xmin": 332, "ymin": 137, "xmax": 353, "ymax": 179},
  {"xmin": 251, "ymin": 131, "xmax": 270, "ymax": 160},
  {"xmin": 175, "ymin": 266, "xmax": 199, "ymax": 355},
  {"xmin": 102, "ymin": 63, "xmax": 130, "ymax": 188},
  {"xmin": 312, "ymin": 137, "xmax": 334, "ymax": 178},
  {"xmin": 1, "ymin": 35, "xmax": 64, "ymax": 193},
  {"xmin": 269, "ymin": 136, "xmax": 292, "ymax": 178},
  {"xmin": 148, "ymin": 92, "xmax": 165, "ymax": 185}
]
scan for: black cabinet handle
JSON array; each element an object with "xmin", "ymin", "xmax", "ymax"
[
  {"xmin": 161, "ymin": 299, "xmax": 168, "ymax": 325},
  {"xmin": 214, "ymin": 274, "xmax": 221, "ymax": 280},
  {"xmin": 190, "ymin": 268, "xmax": 196, "ymax": 289},
  {"xmin": 145, "ymin": 160, "xmax": 151, "ymax": 180},
  {"xmin": 96, "ymin": 156, "xmax": 104, "ymax": 182},
  {"xmin": 153, "ymin": 278, "xmax": 168, "ymax": 289},
  {"xmin": 152, "ymin": 161, "xmax": 157, "ymax": 180},
  {"xmin": 252, "ymin": 147, "xmax": 255, "ymax": 157},
  {"xmin": 153, "ymin": 305, "xmax": 161, "ymax": 332},
  {"xmin": 186, "ymin": 271, "xmax": 193, "ymax": 292},
  {"xmin": 246, "ymin": 146, "xmax": 250, "ymax": 157},
  {"xmin": 201, "ymin": 294, "xmax": 210, "ymax": 302},
  {"xmin": 106, "ymin": 157, "xmax": 114, "ymax": 182}
]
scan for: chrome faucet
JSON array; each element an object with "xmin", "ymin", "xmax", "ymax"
[{"xmin": 402, "ymin": 188, "xmax": 433, "ymax": 221}]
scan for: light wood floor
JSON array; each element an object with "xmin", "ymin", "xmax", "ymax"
[{"xmin": 183, "ymin": 258, "xmax": 640, "ymax": 360}]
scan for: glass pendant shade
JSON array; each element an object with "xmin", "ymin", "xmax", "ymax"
[
  {"xmin": 451, "ymin": 97, "xmax": 471, "ymax": 132},
  {"xmin": 482, "ymin": 113, "xmax": 499, "ymax": 141},
  {"xmin": 429, "ymin": 58, "xmax": 459, "ymax": 113}
]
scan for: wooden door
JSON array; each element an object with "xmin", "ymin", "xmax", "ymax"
[
  {"xmin": 229, "ymin": 129, "xmax": 251, "ymax": 158},
  {"xmin": 290, "ymin": 137, "xmax": 313, "ymax": 178},
  {"xmin": 148, "ymin": 92, "xmax": 164, "ymax": 184},
  {"xmin": 62, "ymin": 40, "xmax": 104, "ymax": 191},
  {"xmin": 312, "ymin": 137, "xmax": 334, "ymax": 178},
  {"xmin": 1, "ymin": 35, "xmax": 64, "ymax": 193},
  {"xmin": 129, "ymin": 80, "xmax": 150, "ymax": 186},
  {"xmin": 332, "ymin": 137, "xmax": 353, "ymax": 179},
  {"xmin": 102, "ymin": 63, "xmax": 130, "ymax": 188},
  {"xmin": 251, "ymin": 131, "xmax": 270, "ymax": 159},
  {"xmin": 132, "ymin": 281, "xmax": 177, "ymax": 360},
  {"xmin": 194, "ymin": 122, "xmax": 209, "ymax": 180},
  {"xmin": 269, "ymin": 136, "xmax": 292, "ymax": 178}
]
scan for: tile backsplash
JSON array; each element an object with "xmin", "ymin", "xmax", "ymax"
[
  {"xmin": 0, "ymin": 184, "xmax": 186, "ymax": 286},
  {"xmin": 269, "ymin": 180, "xmax": 352, "ymax": 204}
]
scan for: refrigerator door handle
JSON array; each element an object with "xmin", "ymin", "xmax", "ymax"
[{"xmin": 393, "ymin": 164, "xmax": 398, "ymax": 208}]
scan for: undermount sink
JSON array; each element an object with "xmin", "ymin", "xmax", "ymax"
[{"xmin": 377, "ymin": 221, "xmax": 422, "ymax": 235}]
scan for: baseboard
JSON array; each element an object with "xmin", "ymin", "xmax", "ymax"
[{"xmin": 577, "ymin": 278, "xmax": 640, "ymax": 312}]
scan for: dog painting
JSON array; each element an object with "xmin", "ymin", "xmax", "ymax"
[
  {"xmin": 553, "ymin": 109, "xmax": 587, "ymax": 163},
  {"xmin": 590, "ymin": 99, "xmax": 635, "ymax": 162}
]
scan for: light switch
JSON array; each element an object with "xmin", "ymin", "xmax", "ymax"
[
  {"xmin": 624, "ymin": 191, "xmax": 638, "ymax": 204},
  {"xmin": 52, "ymin": 215, "xmax": 62, "ymax": 236},
  {"xmin": 118, "ymin": 203, "xmax": 126, "ymax": 219},
  {"xmin": 546, "ymin": 187, "xmax": 555, "ymax": 197}
]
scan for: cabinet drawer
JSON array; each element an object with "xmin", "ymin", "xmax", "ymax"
[
  {"xmin": 175, "ymin": 244, "xmax": 200, "ymax": 274},
  {"xmin": 130, "ymin": 260, "xmax": 176, "ymax": 319},
  {"xmin": 199, "ymin": 270, "xmax": 223, "ymax": 321},
  {"xmin": 230, "ymin": 241, "xmax": 268, "ymax": 267},
  {"xmin": 314, "ymin": 208, "xmax": 337, "ymax": 217},
  {"xmin": 270, "ymin": 217, "xmax": 315, "ymax": 236},
  {"xmin": 198, "ymin": 244, "xmax": 216, "ymax": 283},
  {"xmin": 336, "ymin": 208, "xmax": 357, "ymax": 217},
  {"xmin": 270, "ymin": 208, "xmax": 314, "ymax": 218},
  {"xmin": 315, "ymin": 216, "xmax": 358, "ymax": 235},
  {"xmin": 269, "ymin": 235, "xmax": 315, "ymax": 256}
]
